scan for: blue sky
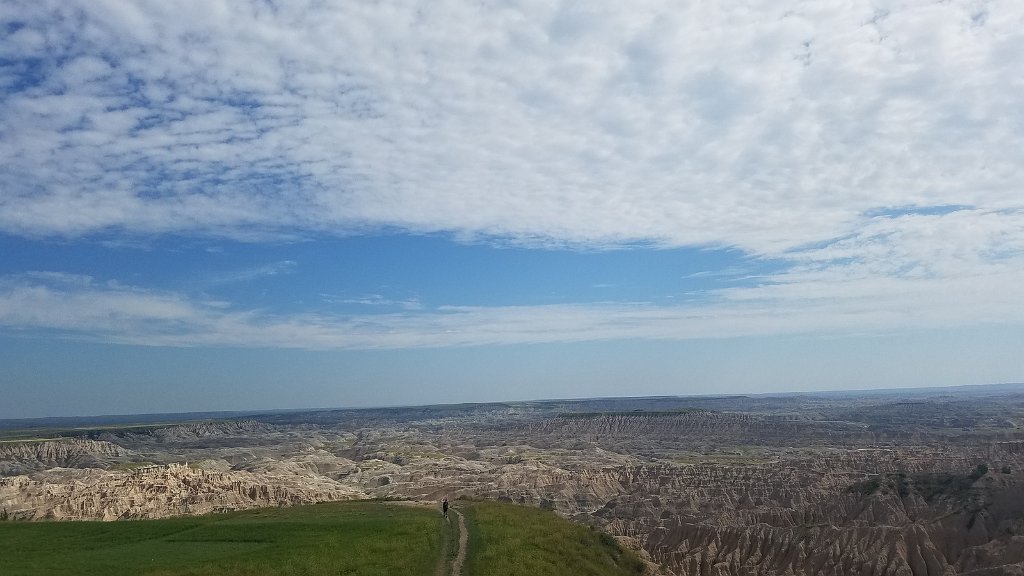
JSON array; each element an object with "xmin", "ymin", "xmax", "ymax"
[{"xmin": 1, "ymin": 1, "xmax": 1023, "ymax": 418}]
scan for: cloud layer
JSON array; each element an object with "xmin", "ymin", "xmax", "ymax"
[
  {"xmin": 2, "ymin": 1, "xmax": 1023, "ymax": 348},
  {"xmin": 3, "ymin": 1, "xmax": 1022, "ymax": 251},
  {"xmin": 2, "ymin": 242, "xmax": 1020, "ymax": 349}
]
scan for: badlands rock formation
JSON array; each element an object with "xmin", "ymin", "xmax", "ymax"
[
  {"xmin": 0, "ymin": 439, "xmax": 135, "ymax": 475},
  {"xmin": 1, "ymin": 462, "xmax": 361, "ymax": 521},
  {"xmin": 2, "ymin": 388, "xmax": 1023, "ymax": 575}
]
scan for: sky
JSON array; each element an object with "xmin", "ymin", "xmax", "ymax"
[{"xmin": 1, "ymin": 0, "xmax": 1023, "ymax": 418}]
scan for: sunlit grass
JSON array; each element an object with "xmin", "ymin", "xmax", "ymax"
[
  {"xmin": 1, "ymin": 499, "xmax": 648, "ymax": 576},
  {"xmin": 0, "ymin": 502, "xmax": 443, "ymax": 576},
  {"xmin": 462, "ymin": 501, "xmax": 645, "ymax": 576}
]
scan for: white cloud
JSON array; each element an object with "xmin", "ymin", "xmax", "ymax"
[
  {"xmin": 1, "ymin": 1, "xmax": 1023, "ymax": 345},
  {"xmin": 205, "ymin": 261, "xmax": 298, "ymax": 286},
  {"xmin": 1, "ymin": 255, "xmax": 1020, "ymax": 350},
  {"xmin": 0, "ymin": 0, "xmax": 1021, "ymax": 255},
  {"xmin": 321, "ymin": 294, "xmax": 424, "ymax": 311}
]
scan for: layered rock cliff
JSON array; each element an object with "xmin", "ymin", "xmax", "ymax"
[{"xmin": 0, "ymin": 439, "xmax": 136, "ymax": 475}]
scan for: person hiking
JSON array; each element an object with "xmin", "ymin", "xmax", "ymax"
[{"xmin": 442, "ymin": 497, "xmax": 449, "ymax": 519}]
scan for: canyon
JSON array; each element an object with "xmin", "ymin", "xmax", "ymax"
[{"xmin": 2, "ymin": 385, "xmax": 1023, "ymax": 575}]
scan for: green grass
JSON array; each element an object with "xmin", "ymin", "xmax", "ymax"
[
  {"xmin": 0, "ymin": 502, "xmax": 444, "ymax": 576},
  {"xmin": 438, "ymin": 509, "xmax": 461, "ymax": 576},
  {"xmin": 0, "ymin": 500, "xmax": 646, "ymax": 576},
  {"xmin": 462, "ymin": 501, "xmax": 646, "ymax": 576}
]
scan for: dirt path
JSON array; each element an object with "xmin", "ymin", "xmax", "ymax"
[{"xmin": 451, "ymin": 509, "xmax": 468, "ymax": 576}]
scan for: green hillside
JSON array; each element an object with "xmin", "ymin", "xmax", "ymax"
[
  {"xmin": 0, "ymin": 502, "xmax": 441, "ymax": 576},
  {"xmin": 0, "ymin": 500, "xmax": 646, "ymax": 576},
  {"xmin": 463, "ymin": 501, "xmax": 645, "ymax": 576}
]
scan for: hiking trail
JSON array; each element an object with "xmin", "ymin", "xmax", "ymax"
[{"xmin": 451, "ymin": 509, "xmax": 467, "ymax": 576}]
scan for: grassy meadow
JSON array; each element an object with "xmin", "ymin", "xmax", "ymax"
[
  {"xmin": 0, "ymin": 501, "xmax": 443, "ymax": 576},
  {"xmin": 0, "ymin": 499, "xmax": 647, "ymax": 576},
  {"xmin": 461, "ymin": 501, "xmax": 645, "ymax": 576}
]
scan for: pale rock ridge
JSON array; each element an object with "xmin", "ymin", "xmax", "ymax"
[
  {"xmin": 0, "ymin": 439, "xmax": 135, "ymax": 475},
  {"xmin": 149, "ymin": 420, "xmax": 277, "ymax": 441},
  {"xmin": 0, "ymin": 463, "xmax": 364, "ymax": 521}
]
